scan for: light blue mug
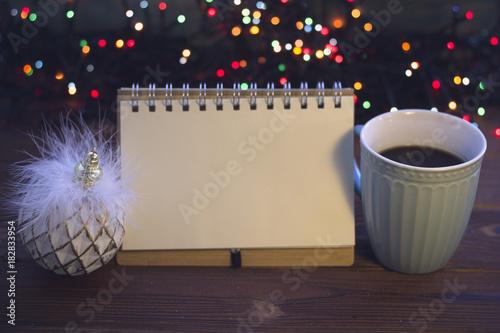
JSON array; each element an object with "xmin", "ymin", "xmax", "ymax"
[{"xmin": 354, "ymin": 110, "xmax": 487, "ymax": 274}]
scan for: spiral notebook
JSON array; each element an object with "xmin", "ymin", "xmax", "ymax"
[{"xmin": 117, "ymin": 83, "xmax": 355, "ymax": 267}]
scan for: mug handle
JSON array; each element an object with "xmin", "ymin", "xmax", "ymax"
[{"xmin": 354, "ymin": 125, "xmax": 363, "ymax": 197}]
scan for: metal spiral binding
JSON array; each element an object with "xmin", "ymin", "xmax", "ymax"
[
  {"xmin": 232, "ymin": 83, "xmax": 241, "ymax": 110},
  {"xmin": 333, "ymin": 82, "xmax": 342, "ymax": 108},
  {"xmin": 215, "ymin": 83, "xmax": 223, "ymax": 111},
  {"xmin": 164, "ymin": 83, "xmax": 173, "ymax": 111},
  {"xmin": 129, "ymin": 81, "xmax": 344, "ymax": 112},
  {"xmin": 249, "ymin": 83, "xmax": 257, "ymax": 110},
  {"xmin": 148, "ymin": 83, "xmax": 156, "ymax": 112},
  {"xmin": 282, "ymin": 82, "xmax": 291, "ymax": 109},
  {"xmin": 198, "ymin": 83, "xmax": 207, "ymax": 111},
  {"xmin": 266, "ymin": 82, "xmax": 274, "ymax": 110},
  {"xmin": 300, "ymin": 82, "xmax": 308, "ymax": 109},
  {"xmin": 316, "ymin": 82, "xmax": 325, "ymax": 109},
  {"xmin": 131, "ymin": 83, "xmax": 139, "ymax": 112},
  {"xmin": 181, "ymin": 83, "xmax": 189, "ymax": 111}
]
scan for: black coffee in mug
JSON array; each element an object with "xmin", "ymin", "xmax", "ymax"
[{"xmin": 380, "ymin": 145, "xmax": 466, "ymax": 168}]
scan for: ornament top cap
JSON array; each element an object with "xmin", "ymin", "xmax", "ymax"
[{"xmin": 74, "ymin": 147, "xmax": 103, "ymax": 189}]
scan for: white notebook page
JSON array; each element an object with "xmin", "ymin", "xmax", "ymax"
[{"xmin": 119, "ymin": 89, "xmax": 354, "ymax": 250}]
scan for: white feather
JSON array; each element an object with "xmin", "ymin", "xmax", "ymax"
[{"xmin": 9, "ymin": 114, "xmax": 136, "ymax": 233}]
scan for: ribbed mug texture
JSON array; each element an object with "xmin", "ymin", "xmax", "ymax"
[{"xmin": 360, "ymin": 145, "xmax": 483, "ymax": 274}]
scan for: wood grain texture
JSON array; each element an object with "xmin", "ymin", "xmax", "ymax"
[{"xmin": 1, "ymin": 111, "xmax": 500, "ymax": 332}]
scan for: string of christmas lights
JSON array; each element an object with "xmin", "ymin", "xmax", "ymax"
[{"xmin": 1, "ymin": 0, "xmax": 499, "ymax": 136}]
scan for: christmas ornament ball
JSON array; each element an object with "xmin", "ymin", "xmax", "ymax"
[{"xmin": 19, "ymin": 203, "xmax": 125, "ymax": 276}]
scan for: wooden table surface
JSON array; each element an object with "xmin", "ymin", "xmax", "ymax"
[{"xmin": 1, "ymin": 110, "xmax": 499, "ymax": 333}]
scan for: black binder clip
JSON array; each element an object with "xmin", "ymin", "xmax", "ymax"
[{"xmin": 230, "ymin": 249, "xmax": 242, "ymax": 268}]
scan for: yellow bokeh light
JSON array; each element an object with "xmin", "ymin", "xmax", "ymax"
[
  {"xmin": 134, "ymin": 22, "xmax": 144, "ymax": 31},
  {"xmin": 293, "ymin": 46, "xmax": 302, "ymax": 55},
  {"xmin": 402, "ymin": 42, "xmax": 411, "ymax": 51},
  {"xmin": 68, "ymin": 86, "xmax": 77, "ymax": 95},
  {"xmin": 249, "ymin": 26, "xmax": 259, "ymax": 34},
  {"xmin": 454, "ymin": 76, "xmax": 462, "ymax": 85},
  {"xmin": 354, "ymin": 82, "xmax": 362, "ymax": 90},
  {"xmin": 253, "ymin": 10, "xmax": 261, "ymax": 19},
  {"xmin": 364, "ymin": 23, "xmax": 372, "ymax": 32},
  {"xmin": 116, "ymin": 39, "xmax": 124, "ymax": 48},
  {"xmin": 182, "ymin": 49, "xmax": 191, "ymax": 57},
  {"xmin": 333, "ymin": 19, "xmax": 343, "ymax": 28},
  {"xmin": 271, "ymin": 17, "xmax": 280, "ymax": 25},
  {"xmin": 315, "ymin": 50, "xmax": 324, "ymax": 59},
  {"xmin": 449, "ymin": 101, "xmax": 457, "ymax": 110},
  {"xmin": 82, "ymin": 45, "xmax": 90, "ymax": 54},
  {"xmin": 296, "ymin": 21, "xmax": 304, "ymax": 30},
  {"xmin": 351, "ymin": 9, "xmax": 361, "ymax": 19},
  {"xmin": 410, "ymin": 61, "xmax": 420, "ymax": 69},
  {"xmin": 232, "ymin": 26, "xmax": 242, "ymax": 36}
]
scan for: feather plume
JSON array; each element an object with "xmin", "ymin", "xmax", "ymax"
[{"xmin": 8, "ymin": 114, "xmax": 136, "ymax": 233}]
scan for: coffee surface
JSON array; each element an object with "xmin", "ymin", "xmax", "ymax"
[{"xmin": 379, "ymin": 146, "xmax": 465, "ymax": 167}]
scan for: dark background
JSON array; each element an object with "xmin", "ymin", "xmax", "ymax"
[{"xmin": 0, "ymin": 0, "xmax": 499, "ymax": 130}]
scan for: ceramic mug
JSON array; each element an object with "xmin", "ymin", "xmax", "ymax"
[{"xmin": 354, "ymin": 110, "xmax": 487, "ymax": 274}]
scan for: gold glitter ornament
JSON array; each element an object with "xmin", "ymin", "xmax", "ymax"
[
  {"xmin": 19, "ymin": 202, "xmax": 125, "ymax": 276},
  {"xmin": 18, "ymin": 148, "xmax": 125, "ymax": 276},
  {"xmin": 11, "ymin": 115, "xmax": 134, "ymax": 277}
]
